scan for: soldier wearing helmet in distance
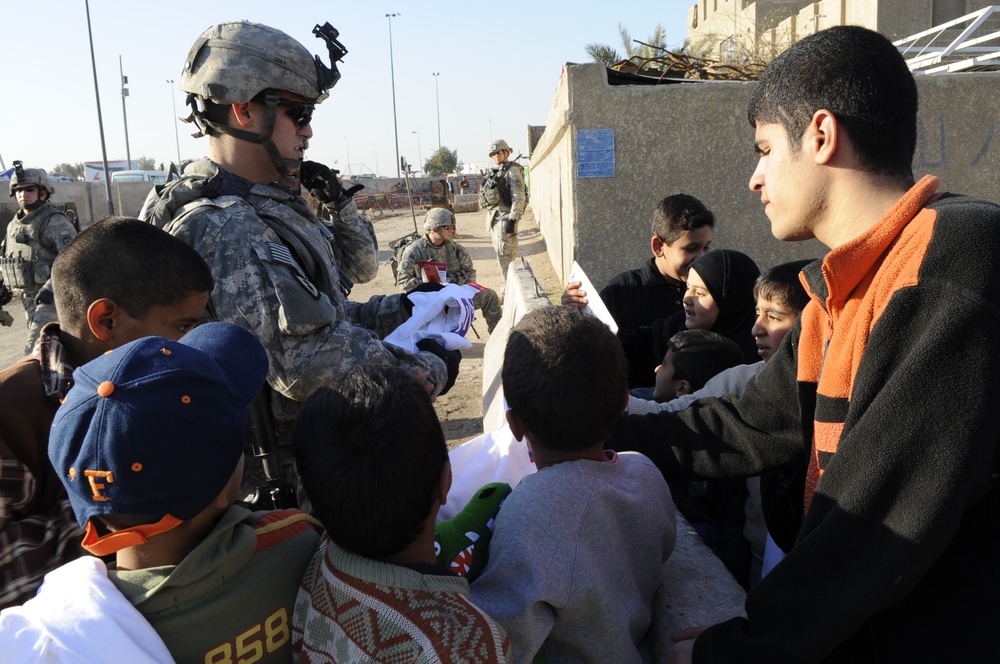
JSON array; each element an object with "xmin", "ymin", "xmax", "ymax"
[
  {"xmin": 140, "ymin": 22, "xmax": 458, "ymax": 476},
  {"xmin": 396, "ymin": 207, "xmax": 503, "ymax": 333},
  {"xmin": 479, "ymin": 139, "xmax": 526, "ymax": 298},
  {"xmin": 1, "ymin": 162, "xmax": 77, "ymax": 352}
]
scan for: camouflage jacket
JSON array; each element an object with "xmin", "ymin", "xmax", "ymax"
[
  {"xmin": 479, "ymin": 161, "xmax": 527, "ymax": 222},
  {"xmin": 140, "ymin": 159, "xmax": 446, "ymax": 418},
  {"xmin": 396, "ymin": 236, "xmax": 476, "ymax": 291},
  {"xmin": 1, "ymin": 203, "xmax": 77, "ymax": 295}
]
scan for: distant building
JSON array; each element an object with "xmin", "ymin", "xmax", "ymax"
[{"xmin": 686, "ymin": 0, "xmax": 999, "ymax": 63}]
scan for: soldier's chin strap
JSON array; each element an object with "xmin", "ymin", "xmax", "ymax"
[{"xmin": 186, "ymin": 91, "xmax": 301, "ymax": 180}]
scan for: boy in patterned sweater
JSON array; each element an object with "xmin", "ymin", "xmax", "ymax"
[{"xmin": 291, "ymin": 364, "xmax": 510, "ymax": 663}]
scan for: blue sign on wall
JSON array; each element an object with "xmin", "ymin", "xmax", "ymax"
[{"xmin": 577, "ymin": 128, "xmax": 614, "ymax": 178}]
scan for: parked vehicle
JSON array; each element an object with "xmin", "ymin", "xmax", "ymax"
[{"xmin": 111, "ymin": 170, "xmax": 167, "ymax": 184}]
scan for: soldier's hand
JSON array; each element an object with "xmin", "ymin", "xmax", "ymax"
[
  {"xmin": 417, "ymin": 338, "xmax": 461, "ymax": 396},
  {"xmin": 0, "ymin": 281, "xmax": 12, "ymax": 307},
  {"xmin": 0, "ymin": 309, "xmax": 14, "ymax": 327},
  {"xmin": 503, "ymin": 216, "xmax": 517, "ymax": 235},
  {"xmin": 300, "ymin": 160, "xmax": 344, "ymax": 204}
]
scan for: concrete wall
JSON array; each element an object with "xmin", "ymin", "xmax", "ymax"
[
  {"xmin": 44, "ymin": 181, "xmax": 157, "ymax": 228},
  {"xmin": 530, "ymin": 62, "xmax": 1000, "ymax": 288}
]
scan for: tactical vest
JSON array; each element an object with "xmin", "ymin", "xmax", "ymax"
[
  {"xmin": 1, "ymin": 203, "xmax": 62, "ymax": 293},
  {"xmin": 478, "ymin": 161, "xmax": 523, "ymax": 211}
]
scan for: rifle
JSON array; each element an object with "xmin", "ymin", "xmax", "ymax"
[{"xmin": 242, "ymin": 384, "xmax": 297, "ymax": 509}]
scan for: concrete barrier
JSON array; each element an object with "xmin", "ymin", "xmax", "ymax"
[
  {"xmin": 480, "ymin": 257, "xmax": 746, "ymax": 661},
  {"xmin": 530, "ymin": 62, "xmax": 1000, "ymax": 288}
]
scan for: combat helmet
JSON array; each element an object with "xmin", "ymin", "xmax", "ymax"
[
  {"xmin": 178, "ymin": 21, "xmax": 347, "ymax": 179},
  {"xmin": 424, "ymin": 207, "xmax": 455, "ymax": 232},
  {"xmin": 9, "ymin": 161, "xmax": 53, "ymax": 198},
  {"xmin": 488, "ymin": 139, "xmax": 511, "ymax": 155}
]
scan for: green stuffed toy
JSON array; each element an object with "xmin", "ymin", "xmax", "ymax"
[{"xmin": 434, "ymin": 482, "xmax": 512, "ymax": 582}]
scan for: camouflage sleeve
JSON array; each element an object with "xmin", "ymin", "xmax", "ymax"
[
  {"xmin": 453, "ymin": 243, "xmax": 476, "ymax": 285},
  {"xmin": 41, "ymin": 213, "xmax": 77, "ymax": 253},
  {"xmin": 507, "ymin": 167, "xmax": 527, "ymax": 221},
  {"xmin": 342, "ymin": 293, "xmax": 410, "ymax": 339},
  {"xmin": 161, "ymin": 201, "xmax": 441, "ymax": 404},
  {"xmin": 326, "ymin": 200, "xmax": 379, "ymax": 284},
  {"xmin": 395, "ymin": 241, "xmax": 425, "ymax": 291}
]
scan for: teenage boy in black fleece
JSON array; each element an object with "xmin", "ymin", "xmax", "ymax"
[{"xmin": 612, "ymin": 26, "xmax": 1000, "ymax": 663}]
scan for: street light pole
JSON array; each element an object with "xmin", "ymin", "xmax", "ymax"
[
  {"xmin": 386, "ymin": 13, "xmax": 401, "ymax": 177},
  {"xmin": 85, "ymin": 0, "xmax": 113, "ymax": 215},
  {"xmin": 412, "ymin": 131, "xmax": 422, "ymax": 176},
  {"xmin": 342, "ymin": 136, "xmax": 351, "ymax": 176},
  {"xmin": 120, "ymin": 55, "xmax": 132, "ymax": 168},
  {"xmin": 166, "ymin": 80, "xmax": 182, "ymax": 167},
  {"xmin": 372, "ymin": 144, "xmax": 380, "ymax": 179},
  {"xmin": 432, "ymin": 72, "xmax": 441, "ymax": 150}
]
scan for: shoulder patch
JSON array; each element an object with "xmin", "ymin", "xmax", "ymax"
[{"xmin": 254, "ymin": 509, "xmax": 323, "ymax": 553}]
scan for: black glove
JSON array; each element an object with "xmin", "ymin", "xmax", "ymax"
[
  {"xmin": 301, "ymin": 160, "xmax": 365, "ymax": 206},
  {"xmin": 300, "ymin": 160, "xmax": 344, "ymax": 204},
  {"xmin": 402, "ymin": 282, "xmax": 446, "ymax": 317},
  {"xmin": 0, "ymin": 280, "xmax": 11, "ymax": 307},
  {"xmin": 503, "ymin": 216, "xmax": 517, "ymax": 235},
  {"xmin": 417, "ymin": 338, "xmax": 461, "ymax": 396}
]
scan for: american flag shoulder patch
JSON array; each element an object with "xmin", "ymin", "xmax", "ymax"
[{"xmin": 268, "ymin": 242, "xmax": 320, "ymax": 299}]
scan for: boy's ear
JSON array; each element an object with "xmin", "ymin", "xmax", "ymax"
[
  {"xmin": 437, "ymin": 461, "xmax": 453, "ymax": 507},
  {"xmin": 676, "ymin": 379, "xmax": 693, "ymax": 397},
  {"xmin": 651, "ymin": 235, "xmax": 665, "ymax": 257},
  {"xmin": 86, "ymin": 298, "xmax": 121, "ymax": 341},
  {"xmin": 807, "ymin": 108, "xmax": 840, "ymax": 165},
  {"xmin": 505, "ymin": 410, "xmax": 527, "ymax": 442}
]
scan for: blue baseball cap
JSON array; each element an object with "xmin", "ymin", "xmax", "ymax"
[{"xmin": 48, "ymin": 322, "xmax": 268, "ymax": 555}]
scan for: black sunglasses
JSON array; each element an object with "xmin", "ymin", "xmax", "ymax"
[
  {"xmin": 276, "ymin": 98, "xmax": 314, "ymax": 128},
  {"xmin": 13, "ymin": 185, "xmax": 38, "ymax": 194}
]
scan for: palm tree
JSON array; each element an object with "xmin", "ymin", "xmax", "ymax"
[{"xmin": 585, "ymin": 23, "xmax": 669, "ymax": 67}]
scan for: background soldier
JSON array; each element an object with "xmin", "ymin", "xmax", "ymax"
[
  {"xmin": 479, "ymin": 139, "xmax": 526, "ymax": 298},
  {"xmin": 0, "ymin": 163, "xmax": 77, "ymax": 353},
  {"xmin": 140, "ymin": 21, "xmax": 458, "ymax": 500},
  {"xmin": 396, "ymin": 208, "xmax": 503, "ymax": 333}
]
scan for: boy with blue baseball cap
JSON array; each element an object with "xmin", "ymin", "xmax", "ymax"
[{"xmin": 1, "ymin": 322, "xmax": 321, "ymax": 662}]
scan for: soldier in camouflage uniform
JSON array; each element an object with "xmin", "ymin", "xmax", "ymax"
[
  {"xmin": 0, "ymin": 163, "xmax": 77, "ymax": 354},
  {"xmin": 479, "ymin": 139, "xmax": 527, "ymax": 298},
  {"xmin": 140, "ymin": 22, "xmax": 457, "ymax": 454},
  {"xmin": 396, "ymin": 208, "xmax": 503, "ymax": 333}
]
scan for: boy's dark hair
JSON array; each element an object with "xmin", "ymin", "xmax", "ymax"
[
  {"xmin": 652, "ymin": 193, "xmax": 715, "ymax": 245},
  {"xmin": 292, "ymin": 365, "xmax": 449, "ymax": 559},
  {"xmin": 667, "ymin": 329, "xmax": 744, "ymax": 391},
  {"xmin": 503, "ymin": 306, "xmax": 626, "ymax": 452},
  {"xmin": 52, "ymin": 217, "xmax": 213, "ymax": 329},
  {"xmin": 747, "ymin": 26, "xmax": 917, "ymax": 184},
  {"xmin": 753, "ymin": 259, "xmax": 815, "ymax": 314}
]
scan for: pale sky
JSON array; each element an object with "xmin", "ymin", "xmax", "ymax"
[{"xmin": 0, "ymin": 1, "xmax": 693, "ymax": 177}]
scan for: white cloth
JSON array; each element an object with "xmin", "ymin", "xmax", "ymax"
[
  {"xmin": 438, "ymin": 422, "xmax": 537, "ymax": 521},
  {"xmin": 0, "ymin": 556, "xmax": 175, "ymax": 664},
  {"xmin": 385, "ymin": 283, "xmax": 477, "ymax": 352},
  {"xmin": 626, "ymin": 362, "xmax": 765, "ymax": 415}
]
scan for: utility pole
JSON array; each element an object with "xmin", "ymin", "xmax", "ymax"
[
  {"xmin": 120, "ymin": 56, "xmax": 132, "ymax": 168},
  {"xmin": 433, "ymin": 72, "xmax": 441, "ymax": 150},
  {"xmin": 85, "ymin": 0, "xmax": 114, "ymax": 215},
  {"xmin": 166, "ymin": 80, "xmax": 182, "ymax": 167},
  {"xmin": 387, "ymin": 13, "xmax": 401, "ymax": 177}
]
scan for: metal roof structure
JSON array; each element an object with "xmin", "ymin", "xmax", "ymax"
[{"xmin": 895, "ymin": 5, "xmax": 1000, "ymax": 73}]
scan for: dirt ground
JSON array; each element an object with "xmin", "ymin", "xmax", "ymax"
[
  {"xmin": 351, "ymin": 203, "xmax": 563, "ymax": 448},
  {"xmin": 0, "ymin": 204, "xmax": 563, "ymax": 449}
]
